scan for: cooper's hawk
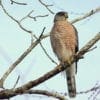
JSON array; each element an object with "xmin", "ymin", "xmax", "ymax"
[{"xmin": 50, "ymin": 11, "xmax": 79, "ymax": 98}]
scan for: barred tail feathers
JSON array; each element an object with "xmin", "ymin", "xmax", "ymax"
[{"xmin": 66, "ymin": 63, "xmax": 76, "ymax": 98}]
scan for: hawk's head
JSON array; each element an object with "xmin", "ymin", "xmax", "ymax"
[{"xmin": 54, "ymin": 11, "xmax": 68, "ymax": 22}]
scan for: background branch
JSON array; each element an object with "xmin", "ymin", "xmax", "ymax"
[
  {"xmin": 10, "ymin": 0, "xmax": 27, "ymax": 5},
  {"xmin": 71, "ymin": 7, "xmax": 100, "ymax": 24},
  {"xmin": 0, "ymin": 1, "xmax": 32, "ymax": 34},
  {"xmin": 20, "ymin": 10, "xmax": 34, "ymax": 22},
  {"xmin": 39, "ymin": 42, "xmax": 58, "ymax": 65},
  {"xmin": 0, "ymin": 32, "xmax": 99, "ymax": 99},
  {"xmin": 76, "ymin": 32, "xmax": 100, "ymax": 58},
  {"xmin": 12, "ymin": 75, "xmax": 20, "ymax": 89},
  {"xmin": 0, "ymin": 28, "xmax": 45, "ymax": 88},
  {"xmin": 77, "ymin": 85, "xmax": 100, "ymax": 94},
  {"xmin": 38, "ymin": 0, "xmax": 54, "ymax": 14},
  {"xmin": 33, "ymin": 34, "xmax": 58, "ymax": 65},
  {"xmin": 28, "ymin": 14, "xmax": 49, "ymax": 21},
  {"xmin": 25, "ymin": 90, "xmax": 67, "ymax": 100}
]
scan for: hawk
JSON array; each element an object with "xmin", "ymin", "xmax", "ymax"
[{"xmin": 50, "ymin": 11, "xmax": 79, "ymax": 98}]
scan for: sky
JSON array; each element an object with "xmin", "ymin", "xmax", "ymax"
[{"xmin": 0, "ymin": 0, "xmax": 100, "ymax": 100}]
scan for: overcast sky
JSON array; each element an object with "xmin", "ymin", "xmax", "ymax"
[{"xmin": 0, "ymin": 0, "xmax": 100, "ymax": 100}]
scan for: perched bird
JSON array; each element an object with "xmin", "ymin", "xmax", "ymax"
[{"xmin": 50, "ymin": 11, "xmax": 79, "ymax": 98}]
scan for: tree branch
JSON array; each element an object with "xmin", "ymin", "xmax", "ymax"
[
  {"xmin": 10, "ymin": 0, "xmax": 27, "ymax": 5},
  {"xmin": 76, "ymin": 33, "xmax": 100, "ymax": 58},
  {"xmin": 0, "ymin": 32, "xmax": 99, "ymax": 99},
  {"xmin": 0, "ymin": 28, "xmax": 46, "ymax": 88},
  {"xmin": 71, "ymin": 7, "xmax": 100, "ymax": 24},
  {"xmin": 39, "ymin": 42, "xmax": 58, "ymax": 65},
  {"xmin": 33, "ymin": 34, "xmax": 58, "ymax": 65},
  {"xmin": 12, "ymin": 75, "xmax": 20, "ymax": 89},
  {"xmin": 0, "ymin": 1, "xmax": 32, "ymax": 34},
  {"xmin": 38, "ymin": 0, "xmax": 54, "ymax": 14},
  {"xmin": 26, "ymin": 90, "xmax": 67, "ymax": 100},
  {"xmin": 28, "ymin": 14, "xmax": 49, "ymax": 21},
  {"xmin": 20, "ymin": 10, "xmax": 34, "ymax": 22},
  {"xmin": 77, "ymin": 85, "xmax": 100, "ymax": 94}
]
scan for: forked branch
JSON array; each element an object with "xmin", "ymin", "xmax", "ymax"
[{"xmin": 0, "ymin": 32, "xmax": 99, "ymax": 99}]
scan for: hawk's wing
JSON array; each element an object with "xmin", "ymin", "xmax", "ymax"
[{"xmin": 72, "ymin": 24, "xmax": 79, "ymax": 73}]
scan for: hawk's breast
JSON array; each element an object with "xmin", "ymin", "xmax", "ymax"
[{"xmin": 50, "ymin": 21, "xmax": 77, "ymax": 61}]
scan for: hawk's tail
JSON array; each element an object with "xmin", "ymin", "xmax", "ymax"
[{"xmin": 66, "ymin": 63, "xmax": 76, "ymax": 98}]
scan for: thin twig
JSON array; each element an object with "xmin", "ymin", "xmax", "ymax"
[
  {"xmin": 0, "ymin": 1, "xmax": 34, "ymax": 44},
  {"xmin": 59, "ymin": 85, "xmax": 100, "ymax": 96},
  {"xmin": 0, "ymin": 32, "xmax": 99, "ymax": 99},
  {"xmin": 20, "ymin": 10, "xmax": 34, "ymax": 22},
  {"xmin": 28, "ymin": 14, "xmax": 49, "ymax": 21},
  {"xmin": 71, "ymin": 7, "xmax": 100, "ymax": 24},
  {"xmin": 38, "ymin": 27, "xmax": 46, "ymax": 39},
  {"xmin": 39, "ymin": 42, "xmax": 58, "ymax": 65},
  {"xmin": 0, "ymin": 28, "xmax": 46, "ymax": 88},
  {"xmin": 77, "ymin": 85, "xmax": 100, "ymax": 94},
  {"xmin": 10, "ymin": 0, "xmax": 27, "ymax": 5},
  {"xmin": 33, "ymin": 34, "xmax": 58, "ymax": 65},
  {"xmin": 38, "ymin": 0, "xmax": 54, "ymax": 14},
  {"xmin": 12, "ymin": 75, "xmax": 20, "ymax": 89},
  {"xmin": 20, "ymin": 10, "xmax": 49, "ymax": 22},
  {"xmin": 0, "ymin": 1, "xmax": 32, "ymax": 34}
]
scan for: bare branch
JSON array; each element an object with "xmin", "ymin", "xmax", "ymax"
[
  {"xmin": 0, "ymin": 1, "xmax": 32, "ymax": 34},
  {"xmin": 76, "ymin": 32, "xmax": 100, "ymax": 58},
  {"xmin": 0, "ymin": 32, "xmax": 99, "ymax": 99},
  {"xmin": 38, "ymin": 27, "xmax": 46, "ymax": 39},
  {"xmin": 0, "ymin": 1, "xmax": 48, "ymax": 42},
  {"xmin": 26, "ymin": 90, "xmax": 67, "ymax": 100},
  {"xmin": 87, "ymin": 46, "xmax": 97, "ymax": 52},
  {"xmin": 20, "ymin": 10, "xmax": 49, "ymax": 22},
  {"xmin": 39, "ymin": 42, "xmax": 58, "ymax": 65},
  {"xmin": 20, "ymin": 10, "xmax": 34, "ymax": 22},
  {"xmin": 77, "ymin": 85, "xmax": 100, "ymax": 94},
  {"xmin": 28, "ymin": 14, "xmax": 49, "ymax": 21},
  {"xmin": 0, "ymin": 28, "xmax": 46, "ymax": 88},
  {"xmin": 58, "ymin": 85, "xmax": 100, "ymax": 96},
  {"xmin": 33, "ymin": 34, "xmax": 58, "ymax": 65},
  {"xmin": 12, "ymin": 75, "xmax": 20, "ymax": 89},
  {"xmin": 0, "ymin": 1, "xmax": 35, "ymax": 44},
  {"xmin": 38, "ymin": 0, "xmax": 54, "ymax": 14},
  {"xmin": 41, "ymin": 34, "xmax": 50, "ymax": 39},
  {"xmin": 71, "ymin": 7, "xmax": 100, "ymax": 24},
  {"xmin": 18, "ymin": 22, "xmax": 32, "ymax": 33},
  {"xmin": 0, "ymin": 89, "xmax": 67, "ymax": 100},
  {"xmin": 10, "ymin": 0, "xmax": 27, "ymax": 5}
]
